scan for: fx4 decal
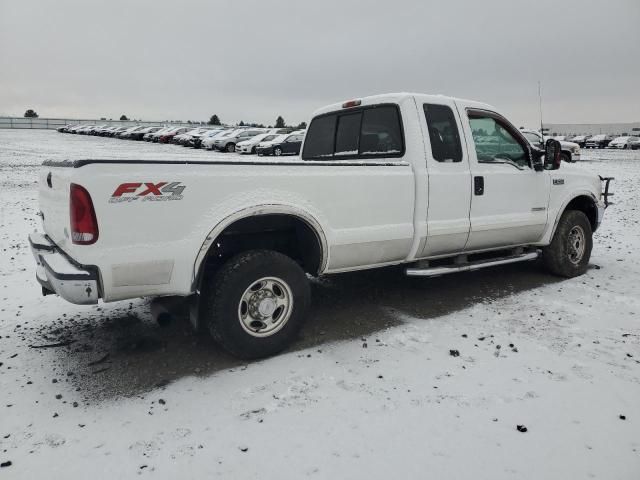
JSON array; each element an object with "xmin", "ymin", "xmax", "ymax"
[{"xmin": 109, "ymin": 182, "xmax": 186, "ymax": 203}]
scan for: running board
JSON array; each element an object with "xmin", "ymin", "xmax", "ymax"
[{"xmin": 405, "ymin": 251, "xmax": 540, "ymax": 277}]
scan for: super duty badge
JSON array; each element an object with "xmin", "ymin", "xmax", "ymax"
[{"xmin": 109, "ymin": 182, "xmax": 186, "ymax": 203}]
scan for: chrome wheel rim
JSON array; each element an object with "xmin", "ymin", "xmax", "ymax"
[
  {"xmin": 567, "ymin": 225, "xmax": 586, "ymax": 264},
  {"xmin": 238, "ymin": 277, "xmax": 293, "ymax": 337},
  {"xmin": 274, "ymin": 148, "xmax": 282, "ymax": 156}
]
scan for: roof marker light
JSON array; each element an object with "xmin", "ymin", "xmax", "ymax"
[{"xmin": 342, "ymin": 99, "xmax": 362, "ymax": 109}]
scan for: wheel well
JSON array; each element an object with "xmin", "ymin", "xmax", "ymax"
[
  {"xmin": 565, "ymin": 195, "xmax": 598, "ymax": 231},
  {"xmin": 199, "ymin": 214, "xmax": 323, "ymax": 284}
]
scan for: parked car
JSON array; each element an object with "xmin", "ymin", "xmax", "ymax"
[
  {"xmin": 159, "ymin": 127, "xmax": 189, "ymax": 144},
  {"xmin": 585, "ymin": 134, "xmax": 613, "ymax": 148},
  {"xmin": 144, "ymin": 127, "xmax": 172, "ymax": 142},
  {"xmin": 630, "ymin": 138, "xmax": 640, "ymax": 150},
  {"xmin": 569, "ymin": 135, "xmax": 589, "ymax": 148},
  {"xmin": 607, "ymin": 136, "xmax": 639, "ymax": 149},
  {"xmin": 212, "ymin": 129, "xmax": 265, "ymax": 152},
  {"xmin": 129, "ymin": 126, "xmax": 163, "ymax": 141},
  {"xmin": 68, "ymin": 125, "xmax": 88, "ymax": 134},
  {"xmin": 75, "ymin": 125, "xmax": 96, "ymax": 135},
  {"xmin": 236, "ymin": 133, "xmax": 281, "ymax": 154},
  {"xmin": 30, "ymin": 92, "xmax": 611, "ymax": 359},
  {"xmin": 57, "ymin": 124, "xmax": 76, "ymax": 133},
  {"xmin": 150, "ymin": 127, "xmax": 179, "ymax": 143},
  {"xmin": 106, "ymin": 126, "xmax": 129, "ymax": 137},
  {"xmin": 520, "ymin": 129, "xmax": 581, "ymax": 162},
  {"xmin": 173, "ymin": 128, "xmax": 209, "ymax": 146},
  {"xmin": 186, "ymin": 128, "xmax": 225, "ymax": 148},
  {"xmin": 256, "ymin": 133, "xmax": 305, "ymax": 156},
  {"xmin": 201, "ymin": 129, "xmax": 234, "ymax": 150}
]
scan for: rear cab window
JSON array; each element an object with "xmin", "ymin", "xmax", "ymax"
[
  {"xmin": 423, "ymin": 104, "xmax": 463, "ymax": 163},
  {"xmin": 302, "ymin": 104, "xmax": 404, "ymax": 160}
]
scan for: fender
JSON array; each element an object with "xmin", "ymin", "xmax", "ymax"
[
  {"xmin": 191, "ymin": 204, "xmax": 329, "ymax": 290},
  {"xmin": 542, "ymin": 190, "xmax": 600, "ymax": 245}
]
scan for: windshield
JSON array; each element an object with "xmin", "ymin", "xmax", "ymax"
[{"xmin": 522, "ymin": 132, "xmax": 541, "ymax": 145}]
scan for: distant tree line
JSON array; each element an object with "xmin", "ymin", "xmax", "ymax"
[{"xmin": 208, "ymin": 113, "xmax": 306, "ymax": 130}]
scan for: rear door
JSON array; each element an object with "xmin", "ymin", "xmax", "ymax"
[
  {"xmin": 461, "ymin": 107, "xmax": 550, "ymax": 250},
  {"xmin": 418, "ymin": 100, "xmax": 472, "ymax": 257}
]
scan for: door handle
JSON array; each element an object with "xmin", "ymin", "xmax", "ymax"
[{"xmin": 474, "ymin": 176, "xmax": 484, "ymax": 196}]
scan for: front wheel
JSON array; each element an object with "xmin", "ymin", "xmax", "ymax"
[
  {"xmin": 560, "ymin": 152, "xmax": 571, "ymax": 163},
  {"xmin": 542, "ymin": 210, "xmax": 593, "ymax": 278},
  {"xmin": 201, "ymin": 250, "xmax": 310, "ymax": 359},
  {"xmin": 226, "ymin": 143, "xmax": 236, "ymax": 153}
]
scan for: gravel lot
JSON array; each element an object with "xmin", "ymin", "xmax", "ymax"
[{"xmin": 1, "ymin": 130, "xmax": 639, "ymax": 479}]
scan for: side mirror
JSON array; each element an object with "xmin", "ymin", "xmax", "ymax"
[{"xmin": 544, "ymin": 139, "xmax": 562, "ymax": 170}]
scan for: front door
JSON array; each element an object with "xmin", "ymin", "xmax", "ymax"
[{"xmin": 461, "ymin": 108, "xmax": 550, "ymax": 251}]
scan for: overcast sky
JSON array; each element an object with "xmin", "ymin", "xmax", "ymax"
[{"xmin": 1, "ymin": 0, "xmax": 638, "ymax": 127}]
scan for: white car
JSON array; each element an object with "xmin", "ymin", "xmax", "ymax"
[
  {"xmin": 211, "ymin": 129, "xmax": 266, "ymax": 153},
  {"xmin": 202, "ymin": 129, "xmax": 235, "ymax": 150},
  {"xmin": 520, "ymin": 129, "xmax": 581, "ymax": 162},
  {"xmin": 236, "ymin": 133, "xmax": 281, "ymax": 154},
  {"xmin": 607, "ymin": 136, "xmax": 639, "ymax": 149},
  {"xmin": 29, "ymin": 92, "xmax": 611, "ymax": 359},
  {"xmin": 254, "ymin": 134, "xmax": 288, "ymax": 151}
]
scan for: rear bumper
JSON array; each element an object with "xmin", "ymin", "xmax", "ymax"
[{"xmin": 29, "ymin": 233, "xmax": 100, "ymax": 305}]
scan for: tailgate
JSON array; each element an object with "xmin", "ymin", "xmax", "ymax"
[{"xmin": 39, "ymin": 165, "xmax": 74, "ymax": 252}]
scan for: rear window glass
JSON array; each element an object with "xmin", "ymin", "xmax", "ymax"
[
  {"xmin": 360, "ymin": 106, "xmax": 403, "ymax": 155},
  {"xmin": 303, "ymin": 115, "xmax": 336, "ymax": 158},
  {"xmin": 335, "ymin": 113, "xmax": 361, "ymax": 156},
  {"xmin": 302, "ymin": 104, "xmax": 404, "ymax": 160}
]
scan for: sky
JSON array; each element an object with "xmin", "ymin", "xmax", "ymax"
[{"xmin": 0, "ymin": 0, "xmax": 638, "ymax": 127}]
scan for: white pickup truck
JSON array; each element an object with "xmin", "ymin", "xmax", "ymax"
[{"xmin": 29, "ymin": 93, "xmax": 612, "ymax": 359}]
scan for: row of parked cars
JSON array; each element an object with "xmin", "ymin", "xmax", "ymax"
[
  {"xmin": 56, "ymin": 123, "xmax": 307, "ymax": 156},
  {"xmin": 556, "ymin": 134, "xmax": 640, "ymax": 150}
]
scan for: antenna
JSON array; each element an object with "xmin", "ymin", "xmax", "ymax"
[{"xmin": 538, "ymin": 80, "xmax": 544, "ymax": 140}]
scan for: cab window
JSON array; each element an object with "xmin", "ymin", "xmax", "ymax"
[
  {"xmin": 423, "ymin": 104, "xmax": 463, "ymax": 162},
  {"xmin": 468, "ymin": 113, "xmax": 529, "ymax": 168},
  {"xmin": 302, "ymin": 104, "xmax": 404, "ymax": 160}
]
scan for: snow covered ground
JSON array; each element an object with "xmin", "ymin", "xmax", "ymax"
[{"xmin": 1, "ymin": 130, "xmax": 639, "ymax": 479}]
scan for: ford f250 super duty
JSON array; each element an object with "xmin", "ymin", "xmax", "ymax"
[{"xmin": 29, "ymin": 93, "xmax": 613, "ymax": 359}]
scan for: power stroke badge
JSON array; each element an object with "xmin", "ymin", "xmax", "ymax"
[{"xmin": 109, "ymin": 182, "xmax": 186, "ymax": 203}]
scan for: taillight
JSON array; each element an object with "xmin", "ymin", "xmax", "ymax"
[{"xmin": 70, "ymin": 183, "xmax": 99, "ymax": 245}]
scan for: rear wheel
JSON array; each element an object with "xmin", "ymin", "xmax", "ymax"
[
  {"xmin": 274, "ymin": 147, "xmax": 283, "ymax": 156},
  {"xmin": 542, "ymin": 210, "xmax": 592, "ymax": 278},
  {"xmin": 226, "ymin": 143, "xmax": 236, "ymax": 153},
  {"xmin": 201, "ymin": 250, "xmax": 310, "ymax": 359}
]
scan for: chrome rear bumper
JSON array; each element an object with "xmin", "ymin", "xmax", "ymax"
[{"xmin": 29, "ymin": 233, "xmax": 100, "ymax": 305}]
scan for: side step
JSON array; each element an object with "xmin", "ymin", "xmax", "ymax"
[{"xmin": 406, "ymin": 250, "xmax": 540, "ymax": 277}]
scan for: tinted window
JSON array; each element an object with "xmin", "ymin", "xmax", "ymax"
[
  {"xmin": 335, "ymin": 113, "xmax": 361, "ymax": 156},
  {"xmin": 302, "ymin": 104, "xmax": 404, "ymax": 160},
  {"xmin": 302, "ymin": 115, "xmax": 336, "ymax": 158},
  {"xmin": 468, "ymin": 113, "xmax": 528, "ymax": 168},
  {"xmin": 423, "ymin": 104, "xmax": 462, "ymax": 162},
  {"xmin": 360, "ymin": 106, "xmax": 403, "ymax": 155}
]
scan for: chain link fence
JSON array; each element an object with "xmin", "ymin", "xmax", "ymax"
[{"xmin": 0, "ymin": 117, "xmax": 206, "ymax": 130}]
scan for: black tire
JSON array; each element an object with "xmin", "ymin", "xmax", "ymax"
[
  {"xmin": 226, "ymin": 143, "xmax": 236, "ymax": 153},
  {"xmin": 201, "ymin": 250, "xmax": 310, "ymax": 359},
  {"xmin": 274, "ymin": 147, "xmax": 283, "ymax": 156},
  {"xmin": 542, "ymin": 210, "xmax": 592, "ymax": 278},
  {"xmin": 623, "ymin": 144, "xmax": 628, "ymax": 150},
  {"xmin": 560, "ymin": 152, "xmax": 571, "ymax": 163}
]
